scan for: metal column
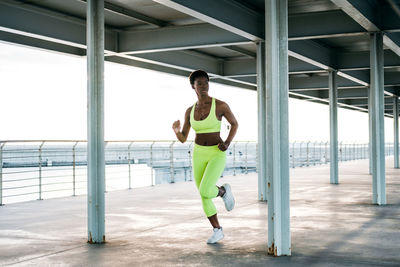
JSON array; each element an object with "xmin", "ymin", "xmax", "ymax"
[
  {"xmin": 87, "ymin": 0, "xmax": 105, "ymax": 243},
  {"xmin": 265, "ymin": 0, "xmax": 291, "ymax": 256},
  {"xmin": 329, "ymin": 71, "xmax": 339, "ymax": 184},
  {"xmin": 257, "ymin": 41, "xmax": 267, "ymax": 201},
  {"xmin": 0, "ymin": 143, "xmax": 4, "ymax": 206},
  {"xmin": 394, "ymin": 97, "xmax": 399, "ymax": 168},
  {"xmin": 370, "ymin": 32, "xmax": 386, "ymax": 205},
  {"xmin": 368, "ymin": 88, "xmax": 373, "ymax": 174}
]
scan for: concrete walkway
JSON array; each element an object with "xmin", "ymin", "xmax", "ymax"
[{"xmin": 1, "ymin": 158, "xmax": 399, "ymax": 266}]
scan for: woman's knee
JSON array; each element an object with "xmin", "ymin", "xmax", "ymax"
[{"xmin": 199, "ymin": 185, "xmax": 217, "ymax": 199}]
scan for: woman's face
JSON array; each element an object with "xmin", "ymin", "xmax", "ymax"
[{"xmin": 192, "ymin": 76, "xmax": 209, "ymax": 97}]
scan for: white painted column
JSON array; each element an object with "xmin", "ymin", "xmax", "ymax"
[
  {"xmin": 87, "ymin": 0, "xmax": 105, "ymax": 243},
  {"xmin": 394, "ymin": 96, "xmax": 399, "ymax": 168},
  {"xmin": 370, "ymin": 32, "xmax": 386, "ymax": 205},
  {"xmin": 329, "ymin": 71, "xmax": 339, "ymax": 184},
  {"xmin": 368, "ymin": 88, "xmax": 373, "ymax": 175},
  {"xmin": 265, "ymin": 0, "xmax": 291, "ymax": 256},
  {"xmin": 257, "ymin": 41, "xmax": 267, "ymax": 201}
]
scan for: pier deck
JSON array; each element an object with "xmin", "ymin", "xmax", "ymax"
[{"xmin": 1, "ymin": 158, "xmax": 399, "ymax": 266}]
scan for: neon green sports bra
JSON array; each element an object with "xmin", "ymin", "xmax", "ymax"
[{"xmin": 190, "ymin": 97, "xmax": 221, "ymax": 134}]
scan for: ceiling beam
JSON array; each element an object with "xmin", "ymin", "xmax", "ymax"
[
  {"xmin": 103, "ymin": 1, "xmax": 168, "ymax": 27},
  {"xmin": 336, "ymin": 50, "xmax": 400, "ymax": 71},
  {"xmin": 224, "ymin": 45, "xmax": 256, "ymax": 58},
  {"xmin": 289, "ymin": 73, "xmax": 400, "ymax": 90},
  {"xmin": 340, "ymin": 98, "xmax": 394, "ymax": 106},
  {"xmin": 124, "ymin": 50, "xmax": 221, "ymax": 75},
  {"xmin": 0, "ymin": 30, "xmax": 85, "ymax": 56},
  {"xmin": 75, "ymin": 0, "xmax": 169, "ymax": 27},
  {"xmin": 106, "ymin": 54, "xmax": 256, "ymax": 90},
  {"xmin": 153, "ymin": 0, "xmax": 264, "ymax": 41},
  {"xmin": 118, "ymin": 24, "xmax": 252, "ymax": 54},
  {"xmin": 0, "ymin": 0, "xmax": 116, "ymax": 51},
  {"xmin": 330, "ymin": 0, "xmax": 400, "ymax": 57},
  {"xmin": 290, "ymin": 88, "xmax": 369, "ymax": 99},
  {"xmin": 289, "ymin": 75, "xmax": 362, "ymax": 90},
  {"xmin": 288, "ymin": 40, "xmax": 335, "ymax": 70},
  {"xmin": 288, "ymin": 10, "xmax": 366, "ymax": 40}
]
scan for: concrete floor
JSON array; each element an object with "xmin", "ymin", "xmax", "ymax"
[{"xmin": 1, "ymin": 158, "xmax": 399, "ymax": 266}]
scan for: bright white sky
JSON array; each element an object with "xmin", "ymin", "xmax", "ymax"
[{"xmin": 0, "ymin": 41, "xmax": 395, "ymax": 143}]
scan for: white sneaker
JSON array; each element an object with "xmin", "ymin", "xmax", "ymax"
[
  {"xmin": 222, "ymin": 183, "xmax": 235, "ymax": 211},
  {"xmin": 207, "ymin": 227, "xmax": 224, "ymax": 244}
]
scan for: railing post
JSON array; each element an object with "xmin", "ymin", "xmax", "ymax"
[
  {"xmin": 356, "ymin": 144, "xmax": 358, "ymax": 160},
  {"xmin": 362, "ymin": 144, "xmax": 364, "ymax": 159},
  {"xmin": 150, "ymin": 141, "xmax": 155, "ymax": 186},
  {"xmin": 365, "ymin": 144, "xmax": 367, "ymax": 159},
  {"xmin": 245, "ymin": 141, "xmax": 249, "ymax": 174},
  {"xmin": 364, "ymin": 144, "xmax": 367, "ymax": 159},
  {"xmin": 306, "ymin": 141, "xmax": 310, "ymax": 166},
  {"xmin": 128, "ymin": 142, "xmax": 133, "ymax": 189},
  {"xmin": 343, "ymin": 143, "xmax": 345, "ymax": 161},
  {"xmin": 361, "ymin": 144, "xmax": 365, "ymax": 159},
  {"xmin": 350, "ymin": 143, "xmax": 352, "ymax": 160},
  {"xmin": 256, "ymin": 142, "xmax": 259, "ymax": 173},
  {"xmin": 348, "ymin": 143, "xmax": 350, "ymax": 160},
  {"xmin": 346, "ymin": 144, "xmax": 349, "ymax": 161},
  {"xmin": 104, "ymin": 141, "xmax": 108, "ymax": 193},
  {"xmin": 360, "ymin": 143, "xmax": 362, "ymax": 159},
  {"xmin": 188, "ymin": 141, "xmax": 193, "ymax": 181},
  {"xmin": 299, "ymin": 142, "xmax": 303, "ymax": 167},
  {"xmin": 38, "ymin": 141, "xmax": 45, "ymax": 200},
  {"xmin": 72, "ymin": 141, "xmax": 79, "ymax": 196},
  {"xmin": 318, "ymin": 142, "xmax": 321, "ymax": 165},
  {"xmin": 339, "ymin": 142, "xmax": 343, "ymax": 162},
  {"xmin": 325, "ymin": 141, "xmax": 328, "ymax": 164},
  {"xmin": 351, "ymin": 143, "xmax": 354, "ymax": 160},
  {"xmin": 233, "ymin": 141, "xmax": 237, "ymax": 176},
  {"xmin": 365, "ymin": 143, "xmax": 367, "ymax": 159},
  {"xmin": 313, "ymin": 142, "xmax": 316, "ymax": 166},
  {"xmin": 351, "ymin": 143, "xmax": 353, "ymax": 160},
  {"xmin": 0, "ymin": 142, "xmax": 5, "ymax": 206},
  {"xmin": 357, "ymin": 144, "xmax": 359, "ymax": 160},
  {"xmin": 170, "ymin": 141, "xmax": 175, "ymax": 183},
  {"xmin": 292, "ymin": 141, "xmax": 296, "ymax": 168}
]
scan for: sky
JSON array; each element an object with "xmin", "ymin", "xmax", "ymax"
[{"xmin": 0, "ymin": 41, "xmax": 395, "ymax": 143}]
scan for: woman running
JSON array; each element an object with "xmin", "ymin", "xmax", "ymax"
[{"xmin": 172, "ymin": 70, "xmax": 238, "ymax": 244}]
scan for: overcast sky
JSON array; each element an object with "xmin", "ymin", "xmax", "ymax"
[{"xmin": 0, "ymin": 41, "xmax": 395, "ymax": 143}]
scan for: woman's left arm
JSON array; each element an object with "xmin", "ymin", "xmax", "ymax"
[{"xmin": 218, "ymin": 102, "xmax": 238, "ymax": 151}]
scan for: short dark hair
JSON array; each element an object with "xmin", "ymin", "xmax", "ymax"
[{"xmin": 189, "ymin": 70, "xmax": 209, "ymax": 85}]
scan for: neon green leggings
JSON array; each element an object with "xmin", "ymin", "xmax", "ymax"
[{"xmin": 192, "ymin": 144, "xmax": 226, "ymax": 217}]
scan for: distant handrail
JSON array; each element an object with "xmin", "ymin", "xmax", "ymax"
[{"xmin": 0, "ymin": 140, "xmax": 396, "ymax": 205}]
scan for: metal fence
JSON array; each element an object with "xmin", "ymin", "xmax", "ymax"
[{"xmin": 0, "ymin": 140, "xmax": 396, "ymax": 205}]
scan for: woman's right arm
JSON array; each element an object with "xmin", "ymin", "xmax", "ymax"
[{"xmin": 172, "ymin": 107, "xmax": 192, "ymax": 143}]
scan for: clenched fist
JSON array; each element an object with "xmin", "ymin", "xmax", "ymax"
[{"xmin": 172, "ymin": 120, "xmax": 181, "ymax": 134}]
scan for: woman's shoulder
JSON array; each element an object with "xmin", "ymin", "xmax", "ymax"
[
  {"xmin": 214, "ymin": 98, "xmax": 228, "ymax": 108},
  {"xmin": 185, "ymin": 105, "xmax": 194, "ymax": 115}
]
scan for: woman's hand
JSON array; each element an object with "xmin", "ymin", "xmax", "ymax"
[
  {"xmin": 218, "ymin": 140, "xmax": 230, "ymax": 151},
  {"xmin": 172, "ymin": 120, "xmax": 181, "ymax": 134}
]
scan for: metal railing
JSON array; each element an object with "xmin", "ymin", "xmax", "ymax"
[{"xmin": 0, "ymin": 140, "xmax": 396, "ymax": 205}]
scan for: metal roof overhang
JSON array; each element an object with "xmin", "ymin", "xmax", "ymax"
[{"xmin": 1, "ymin": 0, "xmax": 400, "ymax": 116}]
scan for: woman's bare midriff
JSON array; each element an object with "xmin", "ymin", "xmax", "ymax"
[{"xmin": 195, "ymin": 132, "xmax": 222, "ymax": 146}]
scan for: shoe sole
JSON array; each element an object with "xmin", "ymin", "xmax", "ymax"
[
  {"xmin": 207, "ymin": 234, "xmax": 224, "ymax": 244},
  {"xmin": 223, "ymin": 183, "xmax": 235, "ymax": 211}
]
